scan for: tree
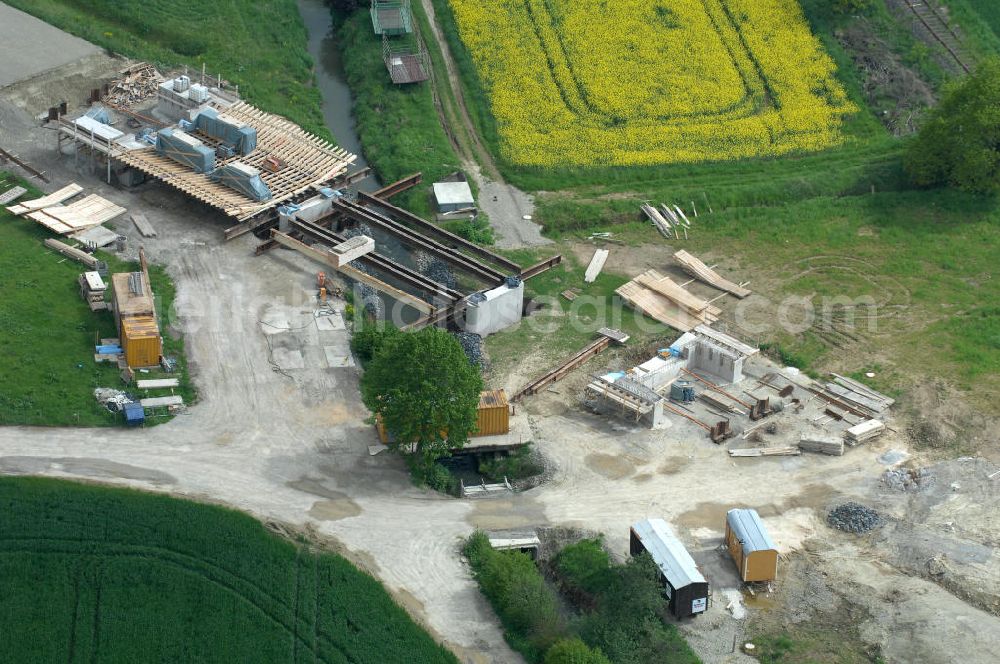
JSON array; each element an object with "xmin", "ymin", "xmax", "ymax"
[
  {"xmin": 360, "ymin": 327, "xmax": 483, "ymax": 468},
  {"xmin": 905, "ymin": 58, "xmax": 1000, "ymax": 193},
  {"xmin": 545, "ymin": 639, "xmax": 612, "ymax": 664}
]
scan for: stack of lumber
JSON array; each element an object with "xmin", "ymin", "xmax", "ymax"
[
  {"xmin": 103, "ymin": 62, "xmax": 162, "ymax": 106},
  {"xmin": 845, "ymin": 419, "xmax": 886, "ymax": 446},
  {"xmin": 798, "ymin": 435, "xmax": 845, "ymax": 456},
  {"xmin": 0, "ymin": 185, "xmax": 27, "ymax": 205},
  {"xmin": 78, "ymin": 272, "xmax": 107, "ymax": 312},
  {"xmin": 640, "ymin": 203, "xmax": 675, "ymax": 238},
  {"xmin": 616, "ymin": 269, "xmax": 720, "ymax": 331},
  {"xmin": 6, "ymin": 183, "xmax": 82, "ymax": 215},
  {"xmin": 674, "ymin": 250, "xmax": 751, "ymax": 298},
  {"xmin": 44, "ymin": 238, "xmax": 99, "ymax": 269},
  {"xmin": 823, "ymin": 374, "xmax": 894, "ymax": 416},
  {"xmin": 729, "ymin": 447, "xmax": 801, "ymax": 457},
  {"xmin": 25, "ymin": 194, "xmax": 126, "ymax": 235}
]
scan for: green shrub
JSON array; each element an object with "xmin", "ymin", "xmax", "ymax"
[
  {"xmin": 478, "ymin": 445, "xmax": 543, "ymax": 482},
  {"xmin": 544, "ymin": 638, "xmax": 611, "ymax": 664},
  {"xmin": 464, "ymin": 532, "xmax": 567, "ymax": 661},
  {"xmin": 349, "ymin": 321, "xmax": 400, "ymax": 364},
  {"xmin": 553, "ymin": 538, "xmax": 612, "ymax": 596}
]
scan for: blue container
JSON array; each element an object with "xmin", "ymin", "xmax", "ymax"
[
  {"xmin": 156, "ymin": 128, "xmax": 215, "ymax": 173},
  {"xmin": 123, "ymin": 402, "xmax": 144, "ymax": 427},
  {"xmin": 195, "ymin": 108, "xmax": 257, "ymax": 155}
]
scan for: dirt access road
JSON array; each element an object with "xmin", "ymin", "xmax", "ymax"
[
  {"xmin": 2, "ymin": 73, "xmax": 1000, "ymax": 664},
  {"xmin": 419, "ymin": 0, "xmax": 548, "ymax": 250}
]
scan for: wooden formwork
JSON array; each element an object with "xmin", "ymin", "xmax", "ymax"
[{"xmin": 118, "ymin": 101, "xmax": 356, "ymax": 221}]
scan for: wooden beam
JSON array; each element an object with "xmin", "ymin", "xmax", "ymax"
[{"xmin": 269, "ymin": 231, "xmax": 433, "ymax": 314}]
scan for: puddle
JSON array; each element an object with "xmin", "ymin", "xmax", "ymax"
[
  {"xmin": 585, "ymin": 452, "xmax": 634, "ymax": 480},
  {"xmin": 308, "ymin": 498, "xmax": 361, "ymax": 521}
]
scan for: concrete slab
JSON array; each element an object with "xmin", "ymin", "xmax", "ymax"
[
  {"xmin": 315, "ymin": 312, "xmax": 345, "ymax": 332},
  {"xmin": 0, "ymin": 4, "xmax": 101, "ymax": 89},
  {"xmin": 323, "ymin": 345, "xmax": 354, "ymax": 368},
  {"xmin": 272, "ymin": 347, "xmax": 305, "ymax": 370}
]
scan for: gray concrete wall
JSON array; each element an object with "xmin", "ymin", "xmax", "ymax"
[{"xmin": 464, "ymin": 281, "xmax": 523, "ymax": 336}]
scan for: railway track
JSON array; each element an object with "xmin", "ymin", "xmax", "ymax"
[{"xmin": 902, "ymin": 0, "xmax": 971, "ymax": 73}]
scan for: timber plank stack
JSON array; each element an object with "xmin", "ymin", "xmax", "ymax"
[
  {"xmin": 798, "ymin": 436, "xmax": 845, "ymax": 456},
  {"xmin": 823, "ymin": 374, "xmax": 894, "ymax": 417},
  {"xmin": 640, "ymin": 203, "xmax": 676, "ymax": 238},
  {"xmin": 729, "ymin": 447, "xmax": 801, "ymax": 457},
  {"xmin": 673, "ymin": 250, "xmax": 751, "ymax": 298},
  {"xmin": 616, "ymin": 269, "xmax": 720, "ymax": 331},
  {"xmin": 845, "ymin": 419, "xmax": 886, "ymax": 446}
]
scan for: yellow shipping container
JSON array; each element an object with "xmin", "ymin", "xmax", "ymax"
[
  {"xmin": 121, "ymin": 315, "xmax": 162, "ymax": 368},
  {"xmin": 476, "ymin": 389, "xmax": 510, "ymax": 437},
  {"xmin": 376, "ymin": 389, "xmax": 511, "ymax": 444}
]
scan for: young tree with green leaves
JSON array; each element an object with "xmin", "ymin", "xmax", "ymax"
[
  {"xmin": 905, "ymin": 58, "xmax": 1000, "ymax": 193},
  {"xmin": 360, "ymin": 326, "xmax": 483, "ymax": 468}
]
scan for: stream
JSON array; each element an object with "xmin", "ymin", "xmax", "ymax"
[{"xmin": 298, "ymin": 0, "xmax": 380, "ymax": 191}]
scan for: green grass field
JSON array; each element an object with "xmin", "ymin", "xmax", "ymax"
[
  {"xmin": 0, "ymin": 477, "xmax": 456, "ymax": 663},
  {"xmin": 435, "ymin": 1, "xmax": 998, "ymax": 404},
  {"xmin": 4, "ymin": 0, "xmax": 331, "ymax": 141},
  {"xmin": 0, "ymin": 174, "xmax": 193, "ymax": 426}
]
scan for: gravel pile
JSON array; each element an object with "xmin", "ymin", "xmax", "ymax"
[
  {"xmin": 882, "ymin": 467, "xmax": 935, "ymax": 492},
  {"xmin": 454, "ymin": 332, "xmax": 485, "ymax": 368},
  {"xmin": 414, "ymin": 252, "xmax": 457, "ymax": 290},
  {"xmin": 827, "ymin": 502, "xmax": 883, "ymax": 533}
]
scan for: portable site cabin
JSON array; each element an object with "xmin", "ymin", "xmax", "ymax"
[
  {"xmin": 109, "ymin": 251, "xmax": 163, "ymax": 369},
  {"xmin": 375, "ymin": 389, "xmax": 510, "ymax": 444},
  {"xmin": 725, "ymin": 509, "xmax": 778, "ymax": 583},
  {"xmin": 630, "ymin": 518, "xmax": 709, "ymax": 619}
]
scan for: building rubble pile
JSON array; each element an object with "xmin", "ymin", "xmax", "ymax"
[{"xmin": 103, "ymin": 62, "xmax": 163, "ymax": 106}]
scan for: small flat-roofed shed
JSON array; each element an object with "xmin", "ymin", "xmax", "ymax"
[
  {"xmin": 433, "ymin": 180, "xmax": 474, "ymax": 213},
  {"xmin": 630, "ymin": 518, "xmax": 709, "ymax": 618},
  {"xmin": 725, "ymin": 508, "xmax": 778, "ymax": 583}
]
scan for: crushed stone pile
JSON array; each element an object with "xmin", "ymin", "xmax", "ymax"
[
  {"xmin": 414, "ymin": 252, "xmax": 457, "ymax": 290},
  {"xmin": 454, "ymin": 332, "xmax": 485, "ymax": 368},
  {"xmin": 827, "ymin": 502, "xmax": 883, "ymax": 534}
]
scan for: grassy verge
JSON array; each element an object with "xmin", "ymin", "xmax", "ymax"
[
  {"xmin": 0, "ymin": 477, "xmax": 457, "ymax": 663},
  {"xmin": 333, "ymin": 7, "xmax": 462, "ymax": 217},
  {"xmin": 4, "ymin": 0, "xmax": 331, "ymax": 141},
  {"xmin": 0, "ymin": 174, "xmax": 193, "ymax": 427}
]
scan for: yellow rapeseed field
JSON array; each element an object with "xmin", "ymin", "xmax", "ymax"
[{"xmin": 447, "ymin": 0, "xmax": 856, "ymax": 166}]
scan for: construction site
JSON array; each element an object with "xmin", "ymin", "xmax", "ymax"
[{"xmin": 0, "ymin": 2, "xmax": 998, "ymax": 664}]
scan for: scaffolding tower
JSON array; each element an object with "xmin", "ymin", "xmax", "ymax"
[{"xmin": 371, "ymin": 0, "xmax": 413, "ymax": 36}]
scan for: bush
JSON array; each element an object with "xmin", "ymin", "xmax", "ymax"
[
  {"xmin": 464, "ymin": 532, "xmax": 567, "ymax": 661},
  {"xmin": 553, "ymin": 538, "xmax": 612, "ymax": 596},
  {"xmin": 412, "ymin": 460, "xmax": 459, "ymax": 496},
  {"xmin": 349, "ymin": 321, "xmax": 399, "ymax": 365},
  {"xmin": 478, "ymin": 445, "xmax": 543, "ymax": 482},
  {"xmin": 905, "ymin": 58, "xmax": 1000, "ymax": 193},
  {"xmin": 544, "ymin": 638, "xmax": 611, "ymax": 664}
]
